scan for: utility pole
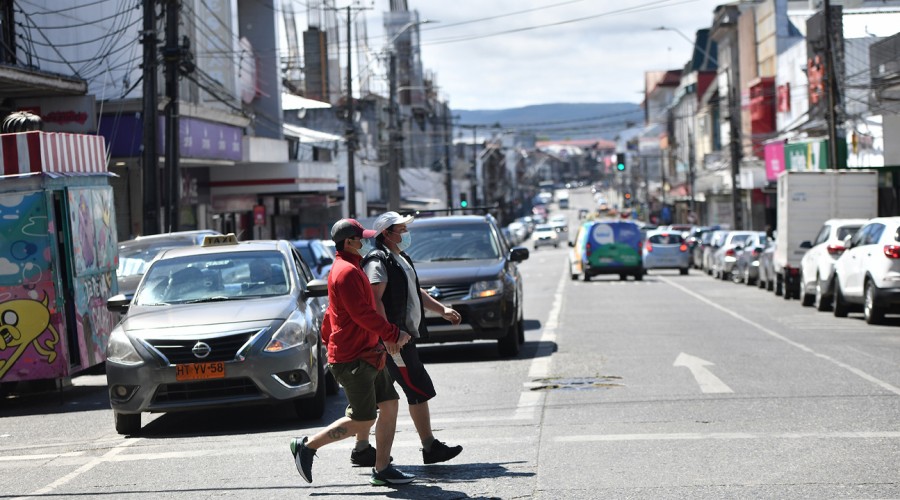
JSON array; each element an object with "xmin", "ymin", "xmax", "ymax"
[
  {"xmin": 729, "ymin": 75, "xmax": 743, "ymax": 230},
  {"xmin": 470, "ymin": 125, "xmax": 478, "ymax": 207},
  {"xmin": 443, "ymin": 108, "xmax": 454, "ymax": 214},
  {"xmin": 140, "ymin": 0, "xmax": 159, "ymax": 235},
  {"xmin": 162, "ymin": 0, "xmax": 180, "ymax": 231},
  {"xmin": 823, "ymin": 0, "xmax": 841, "ymax": 169},
  {"xmin": 345, "ymin": 5, "xmax": 357, "ymax": 217},
  {"xmin": 387, "ymin": 52, "xmax": 400, "ymax": 211}
]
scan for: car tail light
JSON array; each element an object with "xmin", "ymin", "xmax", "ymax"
[
  {"xmin": 679, "ymin": 243, "xmax": 688, "ymax": 252},
  {"xmin": 586, "ymin": 242, "xmax": 592, "ymax": 256},
  {"xmin": 645, "ymin": 242, "xmax": 653, "ymax": 252},
  {"xmin": 725, "ymin": 248, "xmax": 736, "ymax": 257},
  {"xmin": 827, "ymin": 244, "xmax": 846, "ymax": 255},
  {"xmin": 752, "ymin": 248, "xmax": 761, "ymax": 257},
  {"xmin": 884, "ymin": 245, "xmax": 900, "ymax": 259}
]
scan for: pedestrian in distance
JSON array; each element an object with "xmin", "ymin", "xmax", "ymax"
[
  {"xmin": 350, "ymin": 211, "xmax": 464, "ymax": 467},
  {"xmin": 290, "ymin": 218, "xmax": 415, "ymax": 487}
]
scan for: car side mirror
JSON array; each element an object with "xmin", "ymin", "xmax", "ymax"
[
  {"xmin": 304, "ymin": 278, "xmax": 329, "ymax": 298},
  {"xmin": 843, "ymin": 234, "xmax": 853, "ymax": 249},
  {"xmin": 799, "ymin": 241, "xmax": 812, "ymax": 249},
  {"xmin": 509, "ymin": 246, "xmax": 530, "ymax": 262},
  {"xmin": 106, "ymin": 293, "xmax": 133, "ymax": 315}
]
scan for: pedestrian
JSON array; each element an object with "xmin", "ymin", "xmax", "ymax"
[
  {"xmin": 350, "ymin": 211, "xmax": 464, "ymax": 467},
  {"xmin": 290, "ymin": 218, "xmax": 415, "ymax": 487}
]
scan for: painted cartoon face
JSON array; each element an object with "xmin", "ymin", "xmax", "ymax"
[{"xmin": 0, "ymin": 296, "xmax": 58, "ymax": 379}]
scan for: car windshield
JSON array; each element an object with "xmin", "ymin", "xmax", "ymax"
[
  {"xmin": 295, "ymin": 245, "xmax": 316, "ymax": 266},
  {"xmin": 117, "ymin": 241, "xmax": 196, "ymax": 277},
  {"xmin": 134, "ymin": 250, "xmax": 290, "ymax": 305},
  {"xmin": 837, "ymin": 226, "xmax": 861, "ymax": 241},
  {"xmin": 407, "ymin": 223, "xmax": 501, "ymax": 262}
]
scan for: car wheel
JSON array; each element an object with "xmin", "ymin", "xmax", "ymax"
[
  {"xmin": 498, "ymin": 321, "xmax": 521, "ymax": 358},
  {"xmin": 634, "ymin": 270, "xmax": 643, "ymax": 281},
  {"xmin": 864, "ymin": 280, "xmax": 885, "ymax": 325},
  {"xmin": 114, "ymin": 412, "xmax": 141, "ymax": 435},
  {"xmin": 295, "ymin": 360, "xmax": 327, "ymax": 420},
  {"xmin": 583, "ymin": 272, "xmax": 591, "ymax": 282},
  {"xmin": 814, "ymin": 277, "xmax": 831, "ymax": 312},
  {"xmin": 799, "ymin": 272, "xmax": 815, "ymax": 306},
  {"xmin": 833, "ymin": 281, "xmax": 849, "ymax": 318},
  {"xmin": 619, "ymin": 273, "xmax": 626, "ymax": 281},
  {"xmin": 680, "ymin": 267, "xmax": 689, "ymax": 276},
  {"xmin": 517, "ymin": 314, "xmax": 525, "ymax": 344}
]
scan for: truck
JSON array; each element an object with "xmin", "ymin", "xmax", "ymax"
[{"xmin": 774, "ymin": 170, "xmax": 877, "ymax": 299}]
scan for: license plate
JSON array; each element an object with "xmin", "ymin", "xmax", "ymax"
[{"xmin": 176, "ymin": 361, "xmax": 225, "ymax": 381}]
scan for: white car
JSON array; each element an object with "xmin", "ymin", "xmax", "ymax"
[
  {"xmin": 832, "ymin": 216, "xmax": 900, "ymax": 324},
  {"xmin": 798, "ymin": 218, "xmax": 867, "ymax": 311},
  {"xmin": 531, "ymin": 224, "xmax": 559, "ymax": 249}
]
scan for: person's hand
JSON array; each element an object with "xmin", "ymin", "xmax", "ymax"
[
  {"xmin": 385, "ymin": 331, "xmax": 411, "ymax": 355},
  {"xmin": 384, "ymin": 340, "xmax": 400, "ymax": 355},
  {"xmin": 397, "ymin": 330, "xmax": 411, "ymax": 348},
  {"xmin": 441, "ymin": 306, "xmax": 461, "ymax": 325}
]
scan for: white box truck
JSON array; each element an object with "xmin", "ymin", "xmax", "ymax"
[{"xmin": 775, "ymin": 170, "xmax": 877, "ymax": 299}]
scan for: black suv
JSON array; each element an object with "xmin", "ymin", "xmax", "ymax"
[{"xmin": 405, "ymin": 215, "xmax": 529, "ymax": 357}]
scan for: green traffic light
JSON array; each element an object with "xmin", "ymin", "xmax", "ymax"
[
  {"xmin": 460, "ymin": 200, "xmax": 468, "ymax": 208},
  {"xmin": 617, "ymin": 163, "xmax": 625, "ymax": 171}
]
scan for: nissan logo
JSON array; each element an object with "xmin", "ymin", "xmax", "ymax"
[
  {"xmin": 192, "ymin": 341, "xmax": 212, "ymax": 359},
  {"xmin": 427, "ymin": 286, "xmax": 442, "ymax": 299}
]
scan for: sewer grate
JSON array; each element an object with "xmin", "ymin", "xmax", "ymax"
[{"xmin": 529, "ymin": 376, "xmax": 623, "ymax": 391}]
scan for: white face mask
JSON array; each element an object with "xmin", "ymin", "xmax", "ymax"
[
  {"xmin": 359, "ymin": 238, "xmax": 375, "ymax": 256},
  {"xmin": 397, "ymin": 232, "xmax": 412, "ymax": 251}
]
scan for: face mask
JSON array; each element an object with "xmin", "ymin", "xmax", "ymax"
[
  {"xmin": 397, "ymin": 232, "xmax": 412, "ymax": 252},
  {"xmin": 359, "ymin": 238, "xmax": 375, "ymax": 256}
]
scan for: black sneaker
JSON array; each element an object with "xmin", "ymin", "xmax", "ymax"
[
  {"xmin": 369, "ymin": 465, "xmax": 415, "ymax": 486},
  {"xmin": 350, "ymin": 445, "xmax": 394, "ymax": 467},
  {"xmin": 422, "ymin": 440, "xmax": 462, "ymax": 464},
  {"xmin": 290, "ymin": 436, "xmax": 316, "ymax": 483}
]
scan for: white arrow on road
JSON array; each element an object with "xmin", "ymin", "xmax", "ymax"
[{"xmin": 673, "ymin": 352, "xmax": 734, "ymax": 394}]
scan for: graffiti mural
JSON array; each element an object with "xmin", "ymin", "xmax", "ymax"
[
  {"xmin": 68, "ymin": 187, "xmax": 117, "ymax": 369},
  {"xmin": 0, "ymin": 192, "xmax": 66, "ymax": 381}
]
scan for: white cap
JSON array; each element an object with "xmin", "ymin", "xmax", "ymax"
[{"xmin": 372, "ymin": 211, "xmax": 415, "ymax": 235}]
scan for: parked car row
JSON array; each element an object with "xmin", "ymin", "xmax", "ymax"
[{"xmin": 694, "ymin": 217, "xmax": 900, "ymax": 325}]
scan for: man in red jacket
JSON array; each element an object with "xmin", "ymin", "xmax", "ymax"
[{"xmin": 290, "ymin": 218, "xmax": 414, "ymax": 486}]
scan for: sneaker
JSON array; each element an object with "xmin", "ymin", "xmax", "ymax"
[
  {"xmin": 369, "ymin": 465, "xmax": 415, "ymax": 486},
  {"xmin": 422, "ymin": 440, "xmax": 463, "ymax": 464},
  {"xmin": 290, "ymin": 436, "xmax": 316, "ymax": 483},
  {"xmin": 350, "ymin": 445, "xmax": 393, "ymax": 467}
]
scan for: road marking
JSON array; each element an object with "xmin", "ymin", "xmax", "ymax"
[
  {"xmin": 673, "ymin": 352, "xmax": 734, "ymax": 393},
  {"xmin": 12, "ymin": 438, "xmax": 142, "ymax": 500},
  {"xmin": 555, "ymin": 431, "xmax": 900, "ymax": 443},
  {"xmin": 660, "ymin": 277, "xmax": 900, "ymax": 397},
  {"xmin": 0, "ymin": 451, "xmax": 85, "ymax": 462},
  {"xmin": 516, "ymin": 258, "xmax": 568, "ymax": 420}
]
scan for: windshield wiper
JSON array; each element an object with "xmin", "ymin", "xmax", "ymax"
[
  {"xmin": 181, "ymin": 296, "xmax": 233, "ymax": 304},
  {"xmin": 430, "ymin": 257, "xmax": 470, "ymax": 262}
]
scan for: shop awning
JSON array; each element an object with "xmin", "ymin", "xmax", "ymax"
[
  {"xmin": 281, "ymin": 93, "xmax": 332, "ymax": 111},
  {"xmin": 1, "ymin": 131, "xmax": 107, "ymax": 176},
  {"xmin": 209, "ymin": 161, "xmax": 340, "ymax": 196},
  {"xmin": 283, "ymin": 123, "xmax": 344, "ymax": 144}
]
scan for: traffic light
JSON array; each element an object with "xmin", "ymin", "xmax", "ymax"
[
  {"xmin": 624, "ymin": 192, "xmax": 632, "ymax": 207},
  {"xmin": 616, "ymin": 153, "xmax": 626, "ymax": 171},
  {"xmin": 459, "ymin": 193, "xmax": 468, "ymax": 208}
]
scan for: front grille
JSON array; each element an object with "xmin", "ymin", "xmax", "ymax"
[
  {"xmin": 152, "ymin": 378, "xmax": 261, "ymax": 404},
  {"xmin": 425, "ymin": 283, "xmax": 471, "ymax": 301},
  {"xmin": 144, "ymin": 331, "xmax": 257, "ymax": 364}
]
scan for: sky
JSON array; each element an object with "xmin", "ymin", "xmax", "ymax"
[{"xmin": 362, "ymin": 0, "xmax": 728, "ymax": 110}]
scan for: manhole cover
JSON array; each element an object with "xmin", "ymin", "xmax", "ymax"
[{"xmin": 530, "ymin": 376, "xmax": 623, "ymax": 391}]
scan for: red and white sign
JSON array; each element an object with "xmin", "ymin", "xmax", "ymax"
[{"xmin": 0, "ymin": 131, "xmax": 107, "ymax": 176}]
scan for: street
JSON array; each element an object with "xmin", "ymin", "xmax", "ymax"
[{"xmin": 2, "ymin": 191, "xmax": 900, "ymax": 499}]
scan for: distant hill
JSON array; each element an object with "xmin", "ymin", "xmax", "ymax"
[{"xmin": 453, "ymin": 102, "xmax": 642, "ymax": 141}]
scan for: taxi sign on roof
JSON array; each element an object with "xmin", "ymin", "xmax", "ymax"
[{"xmin": 202, "ymin": 233, "xmax": 239, "ymax": 246}]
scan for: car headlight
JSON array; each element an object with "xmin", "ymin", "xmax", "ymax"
[
  {"xmin": 106, "ymin": 327, "xmax": 143, "ymax": 366},
  {"xmin": 470, "ymin": 279, "xmax": 503, "ymax": 298},
  {"xmin": 265, "ymin": 310, "xmax": 308, "ymax": 352}
]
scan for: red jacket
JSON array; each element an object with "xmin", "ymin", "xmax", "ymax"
[{"xmin": 321, "ymin": 249, "xmax": 400, "ymax": 363}]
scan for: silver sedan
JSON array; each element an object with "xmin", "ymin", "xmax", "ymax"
[{"xmin": 105, "ymin": 235, "xmax": 332, "ymax": 435}]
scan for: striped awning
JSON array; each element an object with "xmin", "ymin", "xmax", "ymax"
[{"xmin": 0, "ymin": 131, "xmax": 107, "ymax": 176}]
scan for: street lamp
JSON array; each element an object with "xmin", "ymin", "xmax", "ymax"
[{"xmin": 386, "ymin": 19, "xmax": 436, "ymax": 211}]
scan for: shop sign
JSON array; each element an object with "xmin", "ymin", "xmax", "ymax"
[
  {"xmin": 253, "ymin": 205, "xmax": 266, "ymax": 226},
  {"xmin": 785, "ymin": 140, "xmax": 829, "ymax": 172}
]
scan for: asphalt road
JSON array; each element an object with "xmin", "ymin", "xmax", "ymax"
[{"xmin": 1, "ymin": 190, "xmax": 899, "ymax": 499}]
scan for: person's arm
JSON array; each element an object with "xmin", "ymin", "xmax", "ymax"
[
  {"xmin": 345, "ymin": 269, "xmax": 408, "ymax": 346},
  {"xmin": 371, "ymin": 281, "xmax": 388, "ymax": 320},
  {"xmin": 420, "ymin": 288, "xmax": 461, "ymax": 325}
]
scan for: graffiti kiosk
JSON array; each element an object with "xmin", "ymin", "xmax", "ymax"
[{"xmin": 0, "ymin": 131, "xmax": 117, "ymax": 392}]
